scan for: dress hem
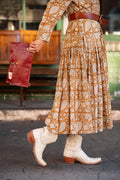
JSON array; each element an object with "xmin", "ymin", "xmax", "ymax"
[{"xmin": 46, "ymin": 123, "xmax": 113, "ymax": 135}]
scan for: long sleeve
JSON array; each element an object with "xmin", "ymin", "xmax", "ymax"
[{"xmin": 36, "ymin": 0, "xmax": 72, "ymax": 42}]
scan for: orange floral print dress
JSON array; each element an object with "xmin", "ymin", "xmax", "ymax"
[{"xmin": 36, "ymin": 0, "xmax": 113, "ymax": 134}]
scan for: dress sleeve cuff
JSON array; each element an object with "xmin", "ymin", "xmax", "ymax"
[{"xmin": 36, "ymin": 28, "xmax": 53, "ymax": 43}]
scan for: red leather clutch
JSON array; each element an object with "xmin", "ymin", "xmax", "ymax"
[{"xmin": 6, "ymin": 42, "xmax": 33, "ymax": 87}]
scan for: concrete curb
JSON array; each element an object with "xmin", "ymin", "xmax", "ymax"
[
  {"xmin": 0, "ymin": 109, "xmax": 120, "ymax": 121},
  {"xmin": 0, "ymin": 109, "xmax": 50, "ymax": 121}
]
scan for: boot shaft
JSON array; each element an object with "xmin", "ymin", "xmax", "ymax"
[
  {"xmin": 65, "ymin": 134, "xmax": 83, "ymax": 150},
  {"xmin": 33, "ymin": 127, "xmax": 58, "ymax": 145}
]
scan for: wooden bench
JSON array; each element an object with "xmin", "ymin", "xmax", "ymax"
[{"xmin": 0, "ymin": 29, "xmax": 62, "ymax": 106}]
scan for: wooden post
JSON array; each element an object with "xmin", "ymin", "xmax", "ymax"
[{"xmin": 20, "ymin": 87, "xmax": 24, "ymax": 107}]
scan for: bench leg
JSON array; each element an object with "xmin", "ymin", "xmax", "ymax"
[
  {"xmin": 24, "ymin": 88, "xmax": 27, "ymax": 100},
  {"xmin": 20, "ymin": 87, "xmax": 23, "ymax": 106}
]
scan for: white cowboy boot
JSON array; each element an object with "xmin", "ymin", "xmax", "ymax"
[
  {"xmin": 63, "ymin": 135, "xmax": 102, "ymax": 165},
  {"xmin": 27, "ymin": 127, "xmax": 58, "ymax": 167}
]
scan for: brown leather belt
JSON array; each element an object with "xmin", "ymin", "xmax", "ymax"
[{"xmin": 68, "ymin": 12, "xmax": 107, "ymax": 26}]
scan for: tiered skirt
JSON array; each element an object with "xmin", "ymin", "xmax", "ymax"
[{"xmin": 45, "ymin": 19, "xmax": 113, "ymax": 134}]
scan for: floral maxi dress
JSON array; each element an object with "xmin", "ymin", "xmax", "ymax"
[{"xmin": 36, "ymin": 0, "xmax": 113, "ymax": 134}]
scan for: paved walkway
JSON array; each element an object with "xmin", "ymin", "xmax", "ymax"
[
  {"xmin": 0, "ymin": 120, "xmax": 120, "ymax": 180},
  {"xmin": 0, "ymin": 99, "xmax": 120, "ymax": 180}
]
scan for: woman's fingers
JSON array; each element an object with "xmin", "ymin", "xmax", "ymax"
[
  {"xmin": 27, "ymin": 46, "xmax": 37, "ymax": 53},
  {"xmin": 28, "ymin": 46, "xmax": 36, "ymax": 51},
  {"xmin": 27, "ymin": 39, "xmax": 45, "ymax": 53}
]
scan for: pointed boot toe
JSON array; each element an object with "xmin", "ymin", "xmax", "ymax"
[{"xmin": 63, "ymin": 135, "xmax": 102, "ymax": 165}]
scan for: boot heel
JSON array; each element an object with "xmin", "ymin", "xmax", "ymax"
[
  {"xmin": 27, "ymin": 131, "xmax": 35, "ymax": 144},
  {"xmin": 64, "ymin": 156, "xmax": 75, "ymax": 164}
]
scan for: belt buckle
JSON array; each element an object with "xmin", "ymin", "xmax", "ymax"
[{"xmin": 99, "ymin": 14, "xmax": 103, "ymax": 24}]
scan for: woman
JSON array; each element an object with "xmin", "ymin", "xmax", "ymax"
[{"xmin": 27, "ymin": 0, "xmax": 113, "ymax": 167}]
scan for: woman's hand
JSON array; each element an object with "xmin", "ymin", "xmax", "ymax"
[{"xmin": 27, "ymin": 39, "xmax": 46, "ymax": 53}]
